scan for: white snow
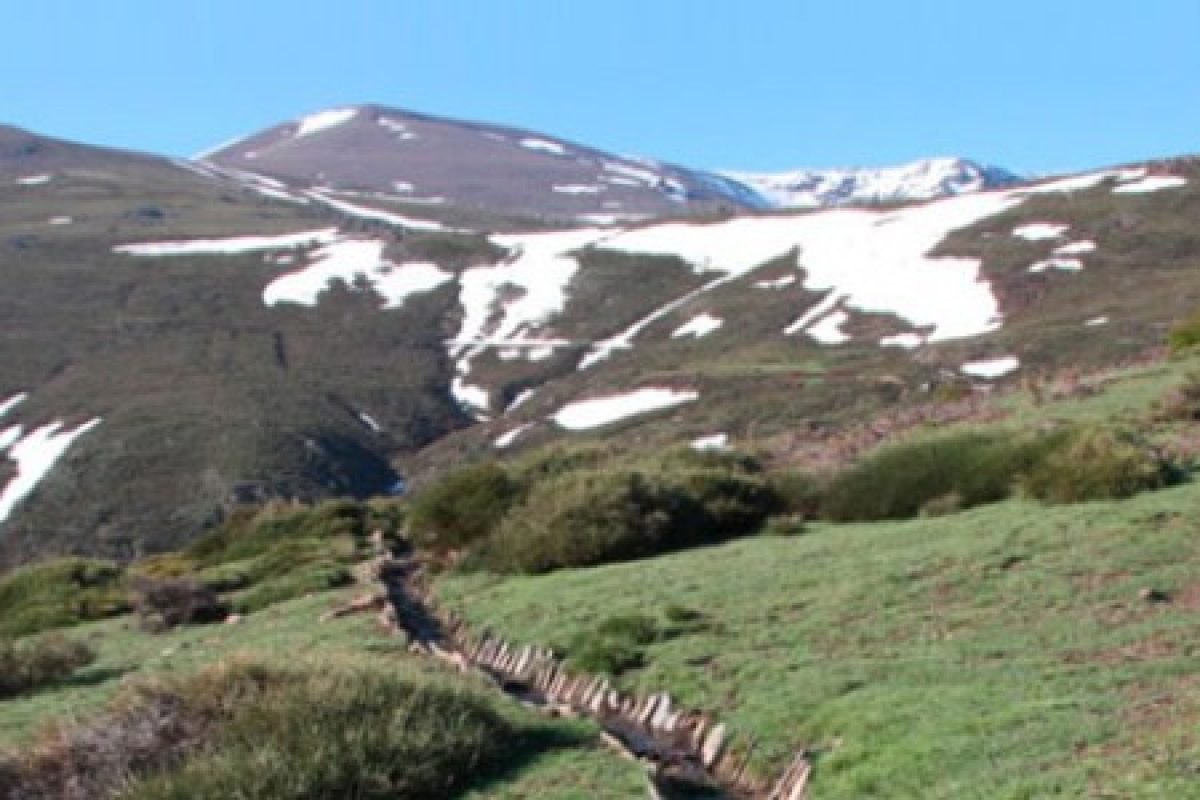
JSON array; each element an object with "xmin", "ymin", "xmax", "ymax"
[
  {"xmin": 392, "ymin": 181, "xmax": 414, "ymax": 193},
  {"xmin": 724, "ymin": 157, "xmax": 1010, "ymax": 209},
  {"xmin": 880, "ymin": 332, "xmax": 924, "ymax": 349},
  {"xmin": 552, "ymin": 388, "xmax": 698, "ymax": 430},
  {"xmin": 0, "ymin": 394, "xmax": 27, "ymax": 419},
  {"xmin": 48, "ymin": 216, "xmax": 73, "ymax": 226},
  {"xmin": 1029, "ymin": 257, "xmax": 1083, "ymax": 273},
  {"xmin": 16, "ymin": 175, "xmax": 51, "ymax": 186},
  {"xmin": 262, "ymin": 239, "xmax": 452, "ymax": 308},
  {"xmin": 784, "ymin": 292, "xmax": 843, "ymax": 336},
  {"xmin": 1112, "ymin": 175, "xmax": 1188, "ymax": 194},
  {"xmin": 1017, "ymin": 168, "xmax": 1145, "ymax": 195},
  {"xmin": 553, "ymin": 184, "xmax": 605, "ymax": 194},
  {"xmin": 0, "ymin": 418, "xmax": 101, "ymax": 524},
  {"xmin": 358, "ymin": 412, "xmax": 384, "ymax": 432},
  {"xmin": 306, "ymin": 191, "xmax": 449, "ymax": 232},
  {"xmin": 0, "ymin": 426, "xmax": 20, "ymax": 453},
  {"xmin": 807, "ymin": 310, "xmax": 851, "ymax": 344},
  {"xmin": 295, "ymin": 108, "xmax": 358, "ymax": 138},
  {"xmin": 506, "ymin": 389, "xmax": 537, "ymax": 413},
  {"xmin": 754, "ymin": 275, "xmax": 797, "ymax": 289},
  {"xmin": 377, "ymin": 118, "xmax": 417, "ymax": 140},
  {"xmin": 519, "ymin": 138, "xmax": 566, "ymax": 155},
  {"xmin": 1012, "ymin": 223, "xmax": 1068, "ymax": 241},
  {"xmin": 1086, "ymin": 316, "xmax": 1109, "ymax": 327},
  {"xmin": 598, "ymin": 190, "xmax": 1023, "ymax": 343},
  {"xmin": 961, "ymin": 356, "xmax": 1020, "ymax": 379},
  {"xmin": 115, "ymin": 228, "xmax": 339, "ymax": 256},
  {"xmin": 494, "ymin": 423, "xmax": 534, "ymax": 449},
  {"xmin": 451, "ymin": 375, "xmax": 490, "ymax": 414},
  {"xmin": 672, "ymin": 313, "xmax": 723, "ymax": 339},
  {"xmin": 1053, "ymin": 240, "xmax": 1096, "ymax": 255},
  {"xmin": 602, "ymin": 161, "xmax": 660, "ymax": 186},
  {"xmin": 690, "ymin": 433, "xmax": 729, "ymax": 451}
]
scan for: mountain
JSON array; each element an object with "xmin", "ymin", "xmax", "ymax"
[
  {"xmin": 199, "ymin": 104, "xmax": 766, "ymax": 221},
  {"xmin": 1, "ymin": 114, "xmax": 1197, "ymax": 568},
  {"xmin": 723, "ymin": 157, "xmax": 1023, "ymax": 208}
]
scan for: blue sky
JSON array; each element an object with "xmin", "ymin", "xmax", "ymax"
[{"xmin": 4, "ymin": 0, "xmax": 1197, "ymax": 174}]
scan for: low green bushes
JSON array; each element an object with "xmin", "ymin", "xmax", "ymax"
[
  {"xmin": 821, "ymin": 430, "xmax": 1057, "ymax": 522},
  {"xmin": 4, "ymin": 658, "xmax": 516, "ymax": 800},
  {"xmin": 0, "ymin": 558, "xmax": 128, "ymax": 638},
  {"xmin": 406, "ymin": 463, "xmax": 515, "ymax": 552},
  {"xmin": 0, "ymin": 634, "xmax": 96, "ymax": 699},
  {"xmin": 1020, "ymin": 426, "xmax": 1176, "ymax": 503},
  {"xmin": 1168, "ymin": 309, "xmax": 1200, "ymax": 355}
]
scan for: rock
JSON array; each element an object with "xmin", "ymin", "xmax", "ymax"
[
  {"xmin": 1139, "ymin": 587, "xmax": 1171, "ymax": 604},
  {"xmin": 224, "ymin": 613, "xmax": 243, "ymax": 625}
]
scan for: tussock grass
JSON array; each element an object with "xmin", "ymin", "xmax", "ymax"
[
  {"xmin": 0, "ymin": 558, "xmax": 128, "ymax": 638},
  {"xmin": 0, "ymin": 635, "xmax": 96, "ymax": 699}
]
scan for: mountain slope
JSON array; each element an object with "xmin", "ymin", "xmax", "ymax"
[{"xmin": 200, "ymin": 104, "xmax": 765, "ymax": 221}]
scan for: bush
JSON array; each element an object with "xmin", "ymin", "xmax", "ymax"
[
  {"xmin": 0, "ymin": 634, "xmax": 96, "ymax": 698},
  {"xmin": 1155, "ymin": 373, "xmax": 1200, "ymax": 421},
  {"xmin": 0, "ymin": 558, "xmax": 129, "ymax": 638},
  {"xmin": 1168, "ymin": 310, "xmax": 1200, "ymax": 355},
  {"xmin": 231, "ymin": 562, "xmax": 353, "ymax": 615},
  {"xmin": 131, "ymin": 577, "xmax": 228, "ymax": 631},
  {"xmin": 3, "ymin": 659, "xmax": 516, "ymax": 800},
  {"xmin": 407, "ymin": 463, "xmax": 515, "ymax": 552},
  {"xmin": 769, "ymin": 470, "xmax": 826, "ymax": 519},
  {"xmin": 1020, "ymin": 426, "xmax": 1176, "ymax": 503},
  {"xmin": 821, "ymin": 430, "xmax": 1057, "ymax": 522},
  {"xmin": 564, "ymin": 614, "xmax": 661, "ymax": 676}
]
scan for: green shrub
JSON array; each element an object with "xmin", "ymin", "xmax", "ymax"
[
  {"xmin": 769, "ymin": 470, "xmax": 826, "ymax": 519},
  {"xmin": 821, "ymin": 430, "xmax": 1057, "ymax": 522},
  {"xmin": 1020, "ymin": 426, "xmax": 1176, "ymax": 503},
  {"xmin": 0, "ymin": 558, "xmax": 129, "ymax": 638},
  {"xmin": 407, "ymin": 463, "xmax": 516, "ymax": 552},
  {"xmin": 130, "ymin": 577, "xmax": 228, "ymax": 631},
  {"xmin": 1155, "ymin": 373, "xmax": 1200, "ymax": 421},
  {"xmin": 0, "ymin": 634, "xmax": 97, "ymax": 699},
  {"xmin": 5, "ymin": 659, "xmax": 516, "ymax": 800},
  {"xmin": 1168, "ymin": 310, "xmax": 1200, "ymax": 355},
  {"xmin": 563, "ymin": 614, "xmax": 661, "ymax": 676},
  {"xmin": 231, "ymin": 562, "xmax": 354, "ymax": 614}
]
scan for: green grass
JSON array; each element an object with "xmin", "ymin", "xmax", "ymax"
[
  {"xmin": 0, "ymin": 585, "xmax": 647, "ymax": 799},
  {"xmin": 438, "ymin": 480, "xmax": 1200, "ymax": 798}
]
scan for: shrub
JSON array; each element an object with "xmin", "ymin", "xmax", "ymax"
[
  {"xmin": 769, "ymin": 470, "xmax": 826, "ymax": 519},
  {"xmin": 0, "ymin": 558, "xmax": 129, "ymax": 638},
  {"xmin": 821, "ymin": 430, "xmax": 1057, "ymax": 522},
  {"xmin": 3, "ymin": 659, "xmax": 516, "ymax": 800},
  {"xmin": 130, "ymin": 577, "xmax": 228, "ymax": 631},
  {"xmin": 407, "ymin": 463, "xmax": 515, "ymax": 552},
  {"xmin": 0, "ymin": 634, "xmax": 97, "ymax": 698},
  {"xmin": 1168, "ymin": 309, "xmax": 1200, "ymax": 355},
  {"xmin": 564, "ymin": 614, "xmax": 661, "ymax": 676},
  {"xmin": 1155, "ymin": 373, "xmax": 1200, "ymax": 421},
  {"xmin": 1020, "ymin": 426, "xmax": 1176, "ymax": 503},
  {"xmin": 230, "ymin": 562, "xmax": 353, "ymax": 615}
]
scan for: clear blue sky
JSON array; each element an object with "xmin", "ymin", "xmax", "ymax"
[{"xmin": 4, "ymin": 0, "xmax": 1197, "ymax": 174}]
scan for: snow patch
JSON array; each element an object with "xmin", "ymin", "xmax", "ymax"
[
  {"xmin": 48, "ymin": 216, "xmax": 73, "ymax": 226},
  {"xmin": 262, "ymin": 239, "xmax": 452, "ymax": 308},
  {"xmin": 295, "ymin": 108, "xmax": 358, "ymax": 138},
  {"xmin": 553, "ymin": 388, "xmax": 698, "ymax": 431},
  {"xmin": 115, "ymin": 229, "xmax": 340, "ymax": 256},
  {"xmin": 0, "ymin": 394, "xmax": 27, "ymax": 419},
  {"xmin": 0, "ymin": 418, "xmax": 101, "ymax": 524},
  {"xmin": 1086, "ymin": 316, "xmax": 1109, "ymax": 327},
  {"xmin": 672, "ymin": 313, "xmax": 723, "ymax": 339},
  {"xmin": 1018, "ymin": 168, "xmax": 1145, "ymax": 195},
  {"xmin": 807, "ymin": 310, "xmax": 851, "ymax": 344},
  {"xmin": 494, "ymin": 423, "xmax": 534, "ymax": 449},
  {"xmin": 961, "ymin": 356, "xmax": 1020, "ymax": 379},
  {"xmin": 358, "ymin": 412, "xmax": 384, "ymax": 432},
  {"xmin": 1029, "ymin": 257, "xmax": 1083, "ymax": 273},
  {"xmin": 1053, "ymin": 240, "xmax": 1096, "ymax": 255},
  {"xmin": 880, "ymin": 332, "xmax": 924, "ymax": 349},
  {"xmin": 754, "ymin": 275, "xmax": 797, "ymax": 289},
  {"xmin": 1112, "ymin": 175, "xmax": 1187, "ymax": 194},
  {"xmin": 506, "ymin": 389, "xmax": 537, "ymax": 413},
  {"xmin": 1012, "ymin": 223, "xmax": 1068, "ymax": 241},
  {"xmin": 519, "ymin": 138, "xmax": 566, "ymax": 155},
  {"xmin": 553, "ymin": 184, "xmax": 605, "ymax": 195},
  {"xmin": 0, "ymin": 426, "xmax": 20, "ymax": 453},
  {"xmin": 306, "ymin": 191, "xmax": 449, "ymax": 232},
  {"xmin": 690, "ymin": 433, "xmax": 729, "ymax": 451},
  {"xmin": 377, "ymin": 118, "xmax": 418, "ymax": 140},
  {"xmin": 16, "ymin": 175, "xmax": 51, "ymax": 186}
]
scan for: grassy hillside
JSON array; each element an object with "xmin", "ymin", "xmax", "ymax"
[{"xmin": 435, "ymin": 356, "xmax": 1200, "ymax": 798}]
